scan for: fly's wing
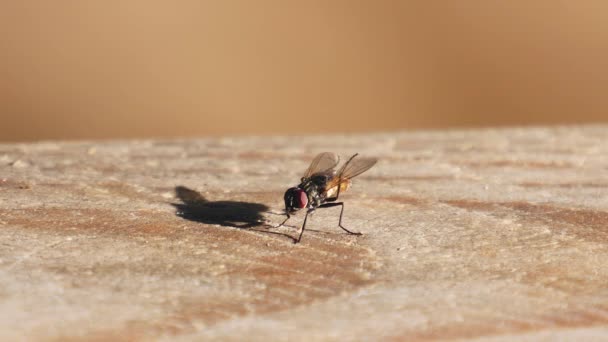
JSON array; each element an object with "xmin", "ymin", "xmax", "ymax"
[
  {"xmin": 303, "ymin": 152, "xmax": 339, "ymax": 179},
  {"xmin": 324, "ymin": 154, "xmax": 377, "ymax": 191}
]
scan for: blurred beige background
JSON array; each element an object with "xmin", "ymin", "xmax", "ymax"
[{"xmin": 1, "ymin": 1, "xmax": 608, "ymax": 142}]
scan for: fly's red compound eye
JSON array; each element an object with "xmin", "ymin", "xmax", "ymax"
[
  {"xmin": 284, "ymin": 187, "xmax": 308, "ymax": 211},
  {"xmin": 296, "ymin": 189, "xmax": 308, "ymax": 208}
]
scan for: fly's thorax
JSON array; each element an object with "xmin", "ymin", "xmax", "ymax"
[
  {"xmin": 309, "ymin": 172, "xmax": 333, "ymax": 186},
  {"xmin": 299, "ymin": 179, "xmax": 326, "ymax": 208}
]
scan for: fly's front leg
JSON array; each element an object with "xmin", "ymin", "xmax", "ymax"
[
  {"xmin": 318, "ymin": 202, "xmax": 362, "ymax": 235},
  {"xmin": 295, "ymin": 209, "xmax": 315, "ymax": 244},
  {"xmin": 274, "ymin": 213, "xmax": 290, "ymax": 228}
]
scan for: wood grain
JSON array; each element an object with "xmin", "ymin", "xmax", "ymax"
[{"xmin": 1, "ymin": 126, "xmax": 608, "ymax": 340}]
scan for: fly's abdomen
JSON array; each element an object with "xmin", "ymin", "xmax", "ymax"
[{"xmin": 325, "ymin": 180, "xmax": 351, "ymax": 199}]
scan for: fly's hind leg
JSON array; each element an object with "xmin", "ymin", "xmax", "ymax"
[{"xmin": 318, "ymin": 202, "xmax": 362, "ymax": 236}]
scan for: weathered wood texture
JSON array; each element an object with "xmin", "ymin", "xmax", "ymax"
[{"xmin": 2, "ymin": 126, "xmax": 608, "ymax": 341}]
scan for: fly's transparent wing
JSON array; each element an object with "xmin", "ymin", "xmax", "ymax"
[
  {"xmin": 303, "ymin": 152, "xmax": 339, "ymax": 178},
  {"xmin": 325, "ymin": 154, "xmax": 377, "ymax": 190}
]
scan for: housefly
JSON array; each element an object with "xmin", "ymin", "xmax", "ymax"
[{"xmin": 279, "ymin": 152, "xmax": 377, "ymax": 243}]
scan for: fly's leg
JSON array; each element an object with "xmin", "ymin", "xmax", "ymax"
[
  {"xmin": 324, "ymin": 180, "xmax": 342, "ymax": 203},
  {"xmin": 318, "ymin": 202, "xmax": 362, "ymax": 235},
  {"xmin": 324, "ymin": 184, "xmax": 341, "ymax": 203},
  {"xmin": 274, "ymin": 203, "xmax": 291, "ymax": 228},
  {"xmin": 274, "ymin": 213, "xmax": 290, "ymax": 228},
  {"xmin": 295, "ymin": 209, "xmax": 314, "ymax": 244}
]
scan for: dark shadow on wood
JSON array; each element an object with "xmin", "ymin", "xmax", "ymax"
[{"xmin": 172, "ymin": 186, "xmax": 297, "ymax": 241}]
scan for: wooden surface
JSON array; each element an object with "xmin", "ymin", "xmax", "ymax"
[{"xmin": 2, "ymin": 126, "xmax": 608, "ymax": 341}]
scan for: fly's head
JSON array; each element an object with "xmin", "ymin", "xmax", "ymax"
[{"xmin": 284, "ymin": 187, "xmax": 308, "ymax": 214}]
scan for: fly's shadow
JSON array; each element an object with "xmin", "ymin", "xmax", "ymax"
[{"xmin": 172, "ymin": 186, "xmax": 270, "ymax": 229}]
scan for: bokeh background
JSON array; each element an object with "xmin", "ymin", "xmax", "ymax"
[{"xmin": 2, "ymin": 1, "xmax": 608, "ymax": 142}]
